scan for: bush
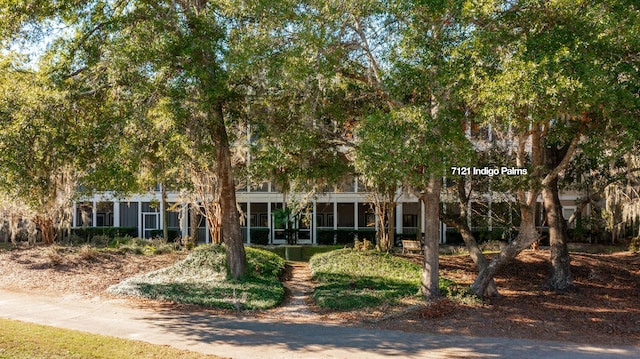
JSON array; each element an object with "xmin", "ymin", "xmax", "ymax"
[
  {"xmin": 630, "ymin": 236, "xmax": 640, "ymax": 253},
  {"xmin": 353, "ymin": 239, "xmax": 374, "ymax": 251},
  {"xmin": 78, "ymin": 244, "xmax": 98, "ymax": 261},
  {"xmin": 250, "ymin": 228, "xmax": 270, "ymax": 245},
  {"xmin": 444, "ymin": 228, "xmax": 516, "ymax": 245},
  {"xmin": 316, "ymin": 230, "xmax": 335, "ymax": 245},
  {"xmin": 72, "ymin": 227, "xmax": 138, "ymax": 241},
  {"xmin": 148, "ymin": 229, "xmax": 181, "ymax": 242},
  {"xmin": 316, "ymin": 229, "xmax": 377, "ymax": 245},
  {"xmin": 90, "ymin": 235, "xmax": 111, "ymax": 247}
]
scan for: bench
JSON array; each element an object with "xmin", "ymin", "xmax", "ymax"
[{"xmin": 402, "ymin": 240, "xmax": 422, "ymax": 254}]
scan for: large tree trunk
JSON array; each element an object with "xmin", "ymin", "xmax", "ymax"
[
  {"xmin": 446, "ymin": 178, "xmax": 499, "ymax": 297},
  {"xmin": 542, "ymin": 142, "xmax": 575, "ymax": 291},
  {"xmin": 443, "ymin": 215, "xmax": 499, "ymax": 297},
  {"xmin": 179, "ymin": 0, "xmax": 246, "ymax": 278},
  {"xmin": 471, "ymin": 202, "xmax": 539, "ymax": 296},
  {"xmin": 34, "ymin": 215, "xmax": 55, "ymax": 245},
  {"xmin": 420, "ymin": 175, "xmax": 441, "ymax": 299},
  {"xmin": 189, "ymin": 204, "xmax": 199, "ymax": 247},
  {"xmin": 213, "ymin": 108, "xmax": 246, "ymax": 279}
]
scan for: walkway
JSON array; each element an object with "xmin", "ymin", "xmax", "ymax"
[{"xmin": 1, "ymin": 264, "xmax": 639, "ymax": 359}]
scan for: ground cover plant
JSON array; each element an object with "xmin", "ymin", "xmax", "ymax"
[
  {"xmin": 309, "ymin": 249, "xmax": 462, "ymax": 310},
  {"xmin": 108, "ymin": 245, "xmax": 285, "ymax": 310},
  {"xmin": 0, "ymin": 317, "xmax": 220, "ymax": 359}
]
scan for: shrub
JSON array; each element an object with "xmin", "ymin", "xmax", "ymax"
[
  {"xmin": 78, "ymin": 244, "xmax": 98, "ymax": 261},
  {"xmin": 480, "ymin": 240, "xmax": 507, "ymax": 252},
  {"xmin": 148, "ymin": 229, "xmax": 181, "ymax": 242},
  {"xmin": 353, "ymin": 239, "xmax": 374, "ymax": 251},
  {"xmin": 336, "ymin": 229, "xmax": 354, "ymax": 245},
  {"xmin": 316, "ymin": 230, "xmax": 335, "ymax": 245},
  {"xmin": 90, "ymin": 235, "xmax": 111, "ymax": 247},
  {"xmin": 630, "ymin": 236, "xmax": 640, "ymax": 253},
  {"xmin": 72, "ymin": 227, "xmax": 138, "ymax": 241},
  {"xmin": 250, "ymin": 228, "xmax": 270, "ymax": 245},
  {"xmin": 108, "ymin": 236, "xmax": 132, "ymax": 248},
  {"xmin": 45, "ymin": 246, "xmax": 64, "ymax": 266}
]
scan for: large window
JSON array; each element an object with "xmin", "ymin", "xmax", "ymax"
[
  {"xmin": 96, "ymin": 202, "xmax": 114, "ymax": 227},
  {"xmin": 76, "ymin": 202, "xmax": 93, "ymax": 227},
  {"xmin": 119, "ymin": 202, "xmax": 138, "ymax": 228}
]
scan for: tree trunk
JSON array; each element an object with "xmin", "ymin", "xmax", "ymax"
[
  {"xmin": 471, "ymin": 204, "xmax": 539, "ymax": 296},
  {"xmin": 542, "ymin": 180, "xmax": 575, "ymax": 292},
  {"xmin": 189, "ymin": 204, "xmax": 199, "ymax": 247},
  {"xmin": 34, "ymin": 215, "xmax": 55, "ymax": 245},
  {"xmin": 444, "ymin": 217, "xmax": 500, "ymax": 297},
  {"xmin": 9, "ymin": 213, "xmax": 19, "ymax": 246},
  {"xmin": 445, "ymin": 178, "xmax": 499, "ymax": 297},
  {"xmin": 207, "ymin": 203, "xmax": 222, "ymax": 244},
  {"xmin": 420, "ymin": 175, "xmax": 441, "ymax": 300},
  {"xmin": 387, "ymin": 201, "xmax": 395, "ymax": 251},
  {"xmin": 213, "ymin": 108, "xmax": 246, "ymax": 279}
]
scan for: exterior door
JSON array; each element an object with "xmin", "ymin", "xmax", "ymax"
[{"xmin": 143, "ymin": 213, "xmax": 159, "ymax": 238}]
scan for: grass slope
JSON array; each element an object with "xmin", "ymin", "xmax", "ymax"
[
  {"xmin": 108, "ymin": 245, "xmax": 285, "ymax": 310},
  {"xmin": 310, "ymin": 249, "xmax": 457, "ymax": 310},
  {"xmin": 0, "ymin": 317, "xmax": 220, "ymax": 359}
]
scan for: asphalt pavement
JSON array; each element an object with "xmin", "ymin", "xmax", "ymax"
[{"xmin": 1, "ymin": 289, "xmax": 638, "ymax": 359}]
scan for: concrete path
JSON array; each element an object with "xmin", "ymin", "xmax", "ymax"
[{"xmin": 1, "ymin": 289, "xmax": 639, "ymax": 359}]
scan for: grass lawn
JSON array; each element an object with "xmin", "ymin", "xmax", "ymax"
[
  {"xmin": 0, "ymin": 317, "xmax": 220, "ymax": 359},
  {"xmin": 108, "ymin": 245, "xmax": 285, "ymax": 310},
  {"xmin": 309, "ymin": 249, "xmax": 461, "ymax": 310}
]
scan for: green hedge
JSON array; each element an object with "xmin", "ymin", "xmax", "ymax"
[
  {"xmin": 256, "ymin": 245, "xmax": 342, "ymax": 261},
  {"xmin": 250, "ymin": 228, "xmax": 270, "ymax": 245},
  {"xmin": 71, "ymin": 227, "xmax": 138, "ymax": 241},
  {"xmin": 148, "ymin": 229, "xmax": 182, "ymax": 242},
  {"xmin": 444, "ymin": 228, "xmax": 517, "ymax": 245},
  {"xmin": 316, "ymin": 229, "xmax": 377, "ymax": 245}
]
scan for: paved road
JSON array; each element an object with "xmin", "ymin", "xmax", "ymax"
[{"xmin": 1, "ymin": 289, "xmax": 638, "ymax": 359}]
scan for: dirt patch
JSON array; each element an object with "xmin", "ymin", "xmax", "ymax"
[
  {"xmin": 1, "ymin": 245, "xmax": 639, "ymax": 346},
  {"xmin": 0, "ymin": 246, "xmax": 186, "ymax": 297},
  {"xmin": 376, "ymin": 250, "xmax": 640, "ymax": 346}
]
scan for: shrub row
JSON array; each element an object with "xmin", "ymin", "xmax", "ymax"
[
  {"xmin": 71, "ymin": 227, "xmax": 138, "ymax": 241},
  {"xmin": 148, "ymin": 229, "xmax": 182, "ymax": 242},
  {"xmin": 250, "ymin": 228, "xmax": 270, "ymax": 245},
  {"xmin": 316, "ymin": 229, "xmax": 377, "ymax": 245}
]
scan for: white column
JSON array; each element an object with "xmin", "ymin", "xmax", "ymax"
[
  {"xmin": 205, "ymin": 215, "xmax": 210, "ymax": 244},
  {"xmin": 312, "ymin": 201, "xmax": 317, "ymax": 244},
  {"xmin": 354, "ymin": 201, "xmax": 359, "ymax": 230},
  {"xmin": 247, "ymin": 202, "xmax": 252, "ymax": 244},
  {"xmin": 72, "ymin": 202, "xmax": 78, "ymax": 228},
  {"xmin": 181, "ymin": 205, "xmax": 188, "ymax": 239},
  {"xmin": 92, "ymin": 200, "xmax": 97, "ymax": 227},
  {"xmin": 395, "ymin": 202, "xmax": 403, "ymax": 235},
  {"xmin": 159, "ymin": 196, "xmax": 164, "ymax": 232},
  {"xmin": 333, "ymin": 201, "xmax": 338, "ymax": 230},
  {"xmin": 138, "ymin": 201, "xmax": 143, "ymax": 238},
  {"xmin": 267, "ymin": 202, "xmax": 272, "ymax": 244},
  {"xmin": 421, "ymin": 200, "xmax": 426, "ymax": 240},
  {"xmin": 113, "ymin": 201, "xmax": 120, "ymax": 227}
]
